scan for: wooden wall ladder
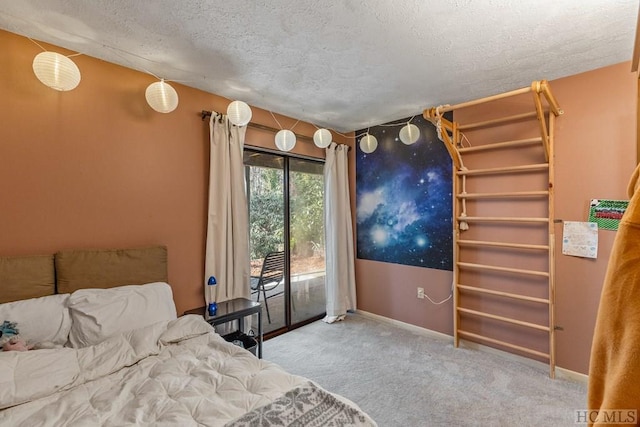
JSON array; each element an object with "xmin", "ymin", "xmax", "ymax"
[{"xmin": 424, "ymin": 81, "xmax": 563, "ymax": 377}]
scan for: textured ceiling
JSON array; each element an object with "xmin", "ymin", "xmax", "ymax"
[{"xmin": 0, "ymin": 0, "xmax": 638, "ymax": 132}]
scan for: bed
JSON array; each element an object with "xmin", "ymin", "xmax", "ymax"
[{"xmin": 0, "ymin": 245, "xmax": 376, "ymax": 426}]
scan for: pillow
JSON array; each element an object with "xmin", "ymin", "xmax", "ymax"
[
  {"xmin": 0, "ymin": 294, "xmax": 71, "ymax": 348},
  {"xmin": 67, "ymin": 282, "xmax": 177, "ymax": 348}
]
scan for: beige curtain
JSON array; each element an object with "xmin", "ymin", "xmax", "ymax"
[
  {"xmin": 323, "ymin": 143, "xmax": 356, "ymax": 323},
  {"xmin": 204, "ymin": 113, "xmax": 250, "ymax": 304}
]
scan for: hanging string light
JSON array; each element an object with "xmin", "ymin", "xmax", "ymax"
[
  {"xmin": 313, "ymin": 128, "xmax": 332, "ymax": 148},
  {"xmin": 275, "ymin": 129, "xmax": 296, "ymax": 151},
  {"xmin": 359, "ymin": 133, "xmax": 378, "ymax": 154},
  {"xmin": 356, "ymin": 115, "xmax": 422, "ymax": 153},
  {"xmin": 27, "ymin": 36, "xmax": 420, "ymax": 147},
  {"xmin": 399, "ymin": 122, "xmax": 420, "ymax": 145},
  {"xmin": 145, "ymin": 79, "xmax": 179, "ymax": 113},
  {"xmin": 32, "ymin": 51, "xmax": 81, "ymax": 91},
  {"xmin": 227, "ymin": 100, "xmax": 252, "ymax": 126},
  {"xmin": 269, "ymin": 111, "xmax": 299, "ymax": 152},
  {"xmin": 25, "ymin": 35, "xmax": 424, "ymax": 146},
  {"xmin": 26, "ymin": 38, "xmax": 422, "ymax": 152}
]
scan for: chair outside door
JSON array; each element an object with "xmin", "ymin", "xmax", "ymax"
[{"xmin": 250, "ymin": 251, "xmax": 285, "ymax": 323}]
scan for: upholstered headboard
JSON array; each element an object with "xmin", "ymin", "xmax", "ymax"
[
  {"xmin": 0, "ymin": 245, "xmax": 168, "ymax": 303},
  {"xmin": 55, "ymin": 246, "xmax": 168, "ymax": 294},
  {"xmin": 0, "ymin": 255, "xmax": 55, "ymax": 303}
]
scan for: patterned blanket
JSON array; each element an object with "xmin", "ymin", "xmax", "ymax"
[{"xmin": 227, "ymin": 381, "xmax": 377, "ymax": 427}]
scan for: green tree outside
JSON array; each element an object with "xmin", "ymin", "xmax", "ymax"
[{"xmin": 248, "ymin": 166, "xmax": 324, "ymax": 261}]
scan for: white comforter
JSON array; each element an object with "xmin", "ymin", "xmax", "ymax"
[{"xmin": 0, "ymin": 316, "xmax": 373, "ymax": 426}]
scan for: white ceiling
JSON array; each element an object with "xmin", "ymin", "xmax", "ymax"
[{"xmin": 0, "ymin": 0, "xmax": 638, "ymax": 132}]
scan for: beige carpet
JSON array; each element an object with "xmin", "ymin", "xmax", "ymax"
[{"xmin": 263, "ymin": 313, "xmax": 587, "ymax": 427}]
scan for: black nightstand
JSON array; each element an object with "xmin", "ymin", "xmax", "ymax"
[{"xmin": 184, "ymin": 298, "xmax": 263, "ymax": 358}]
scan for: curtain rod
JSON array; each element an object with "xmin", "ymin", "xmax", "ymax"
[{"xmin": 201, "ymin": 110, "xmax": 314, "ymax": 143}]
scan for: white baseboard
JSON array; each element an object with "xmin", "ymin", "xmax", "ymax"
[
  {"xmin": 555, "ymin": 367, "xmax": 588, "ymax": 385},
  {"xmin": 354, "ymin": 310, "xmax": 453, "ymax": 342},
  {"xmin": 354, "ymin": 310, "xmax": 589, "ymax": 384}
]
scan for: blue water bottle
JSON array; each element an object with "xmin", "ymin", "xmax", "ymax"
[{"xmin": 207, "ymin": 276, "xmax": 218, "ymax": 316}]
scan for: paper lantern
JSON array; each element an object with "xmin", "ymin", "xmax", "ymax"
[
  {"xmin": 399, "ymin": 123, "xmax": 420, "ymax": 145},
  {"xmin": 275, "ymin": 129, "xmax": 296, "ymax": 152},
  {"xmin": 145, "ymin": 79, "xmax": 179, "ymax": 113},
  {"xmin": 227, "ymin": 100, "xmax": 252, "ymax": 126},
  {"xmin": 32, "ymin": 52, "xmax": 81, "ymax": 91},
  {"xmin": 360, "ymin": 134, "xmax": 378, "ymax": 153},
  {"xmin": 313, "ymin": 128, "xmax": 332, "ymax": 148}
]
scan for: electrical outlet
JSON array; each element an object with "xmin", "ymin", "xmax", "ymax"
[{"xmin": 417, "ymin": 287, "xmax": 425, "ymax": 299}]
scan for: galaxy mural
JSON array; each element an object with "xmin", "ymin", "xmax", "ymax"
[{"xmin": 355, "ymin": 113, "xmax": 453, "ymax": 271}]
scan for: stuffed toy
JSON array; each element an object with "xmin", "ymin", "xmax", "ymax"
[
  {"xmin": 0, "ymin": 320, "xmax": 33, "ymax": 351},
  {"xmin": 0, "ymin": 320, "xmax": 19, "ymax": 340},
  {"xmin": 0, "ymin": 320, "xmax": 20, "ymax": 349},
  {"xmin": 0, "ymin": 320, "xmax": 56, "ymax": 351},
  {"xmin": 2, "ymin": 336, "xmax": 33, "ymax": 352}
]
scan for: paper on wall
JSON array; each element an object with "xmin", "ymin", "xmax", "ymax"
[
  {"xmin": 588, "ymin": 199, "xmax": 628, "ymax": 231},
  {"xmin": 562, "ymin": 221, "xmax": 598, "ymax": 259}
]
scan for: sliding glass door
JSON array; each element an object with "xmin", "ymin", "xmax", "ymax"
[
  {"xmin": 289, "ymin": 158, "xmax": 326, "ymax": 325},
  {"xmin": 244, "ymin": 149, "xmax": 326, "ymax": 335}
]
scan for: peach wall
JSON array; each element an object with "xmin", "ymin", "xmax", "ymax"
[
  {"xmin": 353, "ymin": 62, "xmax": 637, "ymax": 374},
  {"xmin": 553, "ymin": 63, "xmax": 637, "ymax": 373},
  {"xmin": 0, "ymin": 29, "xmax": 349, "ymax": 315}
]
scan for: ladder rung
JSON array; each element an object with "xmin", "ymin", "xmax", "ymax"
[
  {"xmin": 458, "ymin": 216, "xmax": 549, "ymax": 223},
  {"xmin": 458, "ymin": 137, "xmax": 543, "ymax": 153},
  {"xmin": 457, "ymin": 262, "xmax": 549, "ymax": 277},
  {"xmin": 457, "ymin": 190, "xmax": 549, "ymax": 199},
  {"xmin": 458, "ymin": 330, "xmax": 550, "ymax": 359},
  {"xmin": 458, "ymin": 111, "xmax": 540, "ymax": 131},
  {"xmin": 457, "ymin": 284, "xmax": 550, "ymax": 304},
  {"xmin": 458, "ymin": 163, "xmax": 549, "ymax": 176},
  {"xmin": 458, "ymin": 307, "xmax": 550, "ymax": 331},
  {"xmin": 458, "ymin": 239, "xmax": 549, "ymax": 251}
]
